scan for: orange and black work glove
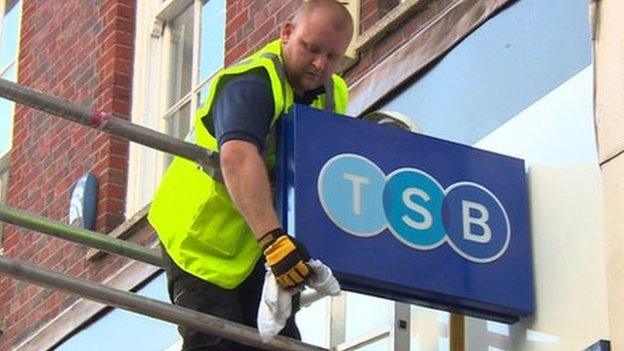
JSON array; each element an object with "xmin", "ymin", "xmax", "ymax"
[{"xmin": 258, "ymin": 228, "xmax": 311, "ymax": 289}]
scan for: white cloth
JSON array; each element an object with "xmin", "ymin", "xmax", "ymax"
[{"xmin": 257, "ymin": 259, "xmax": 340, "ymax": 343}]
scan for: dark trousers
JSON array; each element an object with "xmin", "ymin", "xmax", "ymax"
[{"xmin": 161, "ymin": 246, "xmax": 301, "ymax": 350}]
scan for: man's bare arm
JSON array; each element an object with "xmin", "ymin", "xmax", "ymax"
[{"xmin": 220, "ymin": 139, "xmax": 280, "ymax": 239}]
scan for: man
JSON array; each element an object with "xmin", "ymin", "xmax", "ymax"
[{"xmin": 148, "ymin": 0, "xmax": 353, "ymax": 349}]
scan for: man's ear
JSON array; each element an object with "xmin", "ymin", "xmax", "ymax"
[{"xmin": 280, "ymin": 22, "xmax": 295, "ymax": 44}]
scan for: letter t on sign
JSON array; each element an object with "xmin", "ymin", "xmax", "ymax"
[{"xmin": 343, "ymin": 173, "xmax": 370, "ymax": 215}]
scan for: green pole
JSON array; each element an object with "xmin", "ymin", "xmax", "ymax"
[{"xmin": 0, "ymin": 205, "xmax": 163, "ymax": 267}]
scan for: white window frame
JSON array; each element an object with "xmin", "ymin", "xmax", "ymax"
[
  {"xmin": 0, "ymin": 0, "xmax": 21, "ymax": 159},
  {"xmin": 0, "ymin": 0, "xmax": 21, "ymax": 250},
  {"xmin": 156, "ymin": 0, "xmax": 219, "ymax": 124},
  {"xmin": 0, "ymin": 0, "xmax": 20, "ymax": 74},
  {"xmin": 127, "ymin": 0, "xmax": 225, "ymax": 215}
]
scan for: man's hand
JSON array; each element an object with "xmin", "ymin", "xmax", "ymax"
[{"xmin": 259, "ymin": 228, "xmax": 311, "ymax": 289}]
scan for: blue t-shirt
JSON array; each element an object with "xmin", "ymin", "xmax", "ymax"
[{"xmin": 207, "ymin": 71, "xmax": 325, "ymax": 153}]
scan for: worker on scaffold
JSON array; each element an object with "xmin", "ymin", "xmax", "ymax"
[{"xmin": 148, "ymin": 1, "xmax": 353, "ymax": 349}]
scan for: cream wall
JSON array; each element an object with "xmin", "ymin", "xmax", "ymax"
[
  {"xmin": 467, "ymin": 66, "xmax": 610, "ymax": 350},
  {"xmin": 595, "ymin": 0, "xmax": 624, "ymax": 349},
  {"xmin": 601, "ymin": 158, "xmax": 624, "ymax": 350}
]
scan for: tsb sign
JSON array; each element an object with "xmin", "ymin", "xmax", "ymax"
[{"xmin": 318, "ymin": 154, "xmax": 511, "ymax": 263}]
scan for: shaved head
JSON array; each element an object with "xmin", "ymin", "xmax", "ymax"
[
  {"xmin": 293, "ymin": 0, "xmax": 354, "ymax": 36},
  {"xmin": 280, "ymin": 0, "xmax": 354, "ymax": 95}
]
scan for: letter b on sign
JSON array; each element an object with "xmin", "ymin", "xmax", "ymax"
[{"xmin": 443, "ymin": 183, "xmax": 510, "ymax": 262}]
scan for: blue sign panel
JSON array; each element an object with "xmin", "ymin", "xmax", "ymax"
[{"xmin": 276, "ymin": 105, "xmax": 534, "ymax": 323}]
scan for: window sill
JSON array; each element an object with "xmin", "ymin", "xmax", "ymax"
[
  {"xmin": 354, "ymin": 0, "xmax": 425, "ymax": 52},
  {"xmin": 85, "ymin": 204, "xmax": 152, "ymax": 261}
]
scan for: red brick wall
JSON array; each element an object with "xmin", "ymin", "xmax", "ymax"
[
  {"xmin": 0, "ymin": 0, "xmax": 135, "ymax": 349},
  {"xmin": 224, "ymin": 0, "xmax": 300, "ymax": 66},
  {"xmin": 361, "ymin": 0, "xmax": 402, "ymax": 32}
]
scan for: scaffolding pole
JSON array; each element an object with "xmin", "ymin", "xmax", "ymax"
[
  {"xmin": 0, "ymin": 77, "xmax": 328, "ymax": 347},
  {"xmin": 0, "ymin": 77, "xmax": 222, "ymax": 181},
  {"xmin": 0, "ymin": 255, "xmax": 328, "ymax": 351},
  {"xmin": 0, "ymin": 205, "xmax": 163, "ymax": 267},
  {"xmin": 0, "ymin": 204, "xmax": 326, "ymax": 305}
]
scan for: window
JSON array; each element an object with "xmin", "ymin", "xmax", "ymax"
[
  {"xmin": 0, "ymin": 0, "xmax": 21, "ymax": 157},
  {"xmin": 0, "ymin": 0, "xmax": 20, "ymax": 249},
  {"xmin": 163, "ymin": 0, "xmax": 225, "ymax": 141},
  {"xmin": 126, "ymin": 0, "xmax": 225, "ymax": 214}
]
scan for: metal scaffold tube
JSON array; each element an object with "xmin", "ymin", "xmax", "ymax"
[
  {"xmin": 0, "ymin": 77, "xmax": 329, "ymax": 346},
  {"xmin": 0, "ymin": 78, "xmax": 222, "ymax": 181},
  {"xmin": 0, "ymin": 204, "xmax": 328, "ymax": 306},
  {"xmin": 0, "ymin": 256, "xmax": 328, "ymax": 351},
  {"xmin": 0, "ymin": 205, "xmax": 163, "ymax": 267}
]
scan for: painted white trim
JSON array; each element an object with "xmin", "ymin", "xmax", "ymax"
[
  {"xmin": 127, "ymin": 0, "xmax": 167, "ymax": 215},
  {"xmin": 0, "ymin": 0, "xmax": 22, "ymax": 160},
  {"xmin": 156, "ymin": 0, "xmax": 194, "ymax": 23}
]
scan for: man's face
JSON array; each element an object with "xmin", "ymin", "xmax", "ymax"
[{"xmin": 280, "ymin": 14, "xmax": 352, "ymax": 95}]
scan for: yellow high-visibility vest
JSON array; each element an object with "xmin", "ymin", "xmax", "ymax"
[{"xmin": 148, "ymin": 39, "xmax": 348, "ymax": 289}]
